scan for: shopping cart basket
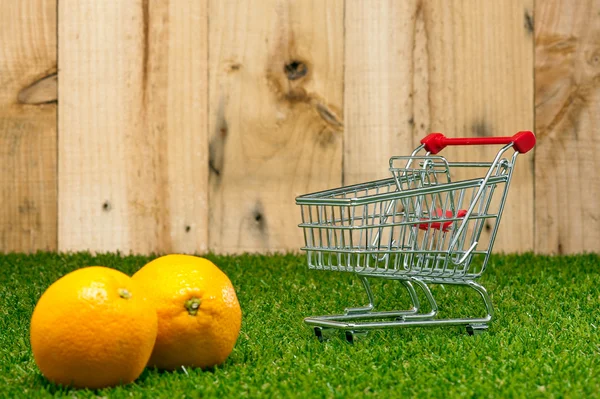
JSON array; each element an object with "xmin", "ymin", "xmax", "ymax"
[{"xmin": 296, "ymin": 131, "xmax": 536, "ymax": 342}]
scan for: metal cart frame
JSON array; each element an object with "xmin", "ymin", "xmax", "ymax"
[{"xmin": 296, "ymin": 131, "xmax": 536, "ymax": 342}]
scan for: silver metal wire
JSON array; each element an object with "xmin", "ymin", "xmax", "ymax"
[{"xmin": 296, "ymin": 141, "xmax": 522, "ymax": 340}]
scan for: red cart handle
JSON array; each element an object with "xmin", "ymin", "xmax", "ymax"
[{"xmin": 420, "ymin": 131, "xmax": 536, "ymax": 154}]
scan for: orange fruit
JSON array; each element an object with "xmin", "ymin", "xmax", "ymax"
[
  {"xmin": 30, "ymin": 267, "xmax": 158, "ymax": 389},
  {"xmin": 132, "ymin": 255, "xmax": 242, "ymax": 370}
]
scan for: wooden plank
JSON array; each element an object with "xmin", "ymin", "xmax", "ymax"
[
  {"xmin": 58, "ymin": 0, "xmax": 208, "ymax": 254},
  {"xmin": 345, "ymin": 0, "xmax": 534, "ymax": 253},
  {"xmin": 0, "ymin": 0, "xmax": 57, "ymax": 252},
  {"xmin": 344, "ymin": 1, "xmax": 417, "ymax": 185},
  {"xmin": 208, "ymin": 0, "xmax": 344, "ymax": 253},
  {"xmin": 420, "ymin": 0, "xmax": 535, "ymax": 253},
  {"xmin": 535, "ymin": 0, "xmax": 600, "ymax": 254}
]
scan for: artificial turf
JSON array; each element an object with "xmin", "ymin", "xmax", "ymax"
[{"xmin": 0, "ymin": 251, "xmax": 598, "ymax": 398}]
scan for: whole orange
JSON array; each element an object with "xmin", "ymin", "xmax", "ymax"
[
  {"xmin": 132, "ymin": 255, "xmax": 242, "ymax": 370},
  {"xmin": 30, "ymin": 267, "xmax": 158, "ymax": 389}
]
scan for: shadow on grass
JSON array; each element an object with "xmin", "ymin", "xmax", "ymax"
[
  {"xmin": 30, "ymin": 372, "xmax": 88, "ymax": 396},
  {"xmin": 28, "ymin": 365, "xmax": 214, "ymax": 395}
]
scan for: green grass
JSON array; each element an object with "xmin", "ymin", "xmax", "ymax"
[{"xmin": 0, "ymin": 252, "xmax": 599, "ymax": 398}]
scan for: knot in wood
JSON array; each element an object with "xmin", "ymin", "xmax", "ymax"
[{"xmin": 284, "ymin": 61, "xmax": 308, "ymax": 80}]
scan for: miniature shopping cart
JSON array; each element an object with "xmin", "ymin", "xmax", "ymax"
[{"xmin": 296, "ymin": 131, "xmax": 536, "ymax": 342}]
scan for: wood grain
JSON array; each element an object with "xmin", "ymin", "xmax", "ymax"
[
  {"xmin": 535, "ymin": 0, "xmax": 600, "ymax": 253},
  {"xmin": 58, "ymin": 0, "xmax": 208, "ymax": 254},
  {"xmin": 420, "ymin": 0, "xmax": 535, "ymax": 253},
  {"xmin": 345, "ymin": 0, "xmax": 534, "ymax": 253},
  {"xmin": 0, "ymin": 0, "xmax": 57, "ymax": 252},
  {"xmin": 5, "ymin": 0, "xmax": 594, "ymax": 255},
  {"xmin": 344, "ymin": 1, "xmax": 418, "ymax": 185},
  {"xmin": 208, "ymin": 0, "xmax": 344, "ymax": 253}
]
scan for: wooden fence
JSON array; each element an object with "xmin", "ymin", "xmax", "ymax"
[{"xmin": 0, "ymin": 0, "xmax": 598, "ymax": 255}]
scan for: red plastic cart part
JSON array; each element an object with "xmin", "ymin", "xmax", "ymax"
[
  {"xmin": 420, "ymin": 131, "xmax": 536, "ymax": 155},
  {"xmin": 418, "ymin": 209, "xmax": 468, "ymax": 232}
]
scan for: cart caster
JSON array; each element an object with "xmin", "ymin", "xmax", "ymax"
[
  {"xmin": 345, "ymin": 330, "xmax": 368, "ymax": 344},
  {"xmin": 314, "ymin": 327, "xmax": 334, "ymax": 342},
  {"xmin": 466, "ymin": 324, "xmax": 488, "ymax": 336}
]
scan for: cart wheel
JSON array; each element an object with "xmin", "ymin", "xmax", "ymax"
[
  {"xmin": 314, "ymin": 327, "xmax": 328, "ymax": 342},
  {"xmin": 345, "ymin": 330, "xmax": 355, "ymax": 344},
  {"xmin": 314, "ymin": 327, "xmax": 324, "ymax": 342},
  {"xmin": 345, "ymin": 330, "xmax": 368, "ymax": 344},
  {"xmin": 466, "ymin": 324, "xmax": 488, "ymax": 336}
]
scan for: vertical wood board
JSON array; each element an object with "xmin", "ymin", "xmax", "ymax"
[
  {"xmin": 208, "ymin": 0, "xmax": 344, "ymax": 253},
  {"xmin": 344, "ymin": 0, "xmax": 418, "ymax": 185},
  {"xmin": 0, "ymin": 0, "xmax": 57, "ymax": 252},
  {"xmin": 416, "ymin": 0, "xmax": 535, "ymax": 253},
  {"xmin": 535, "ymin": 0, "xmax": 600, "ymax": 253},
  {"xmin": 58, "ymin": 0, "xmax": 208, "ymax": 254}
]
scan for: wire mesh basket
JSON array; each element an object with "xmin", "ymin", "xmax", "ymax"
[{"xmin": 296, "ymin": 131, "xmax": 536, "ymax": 342}]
